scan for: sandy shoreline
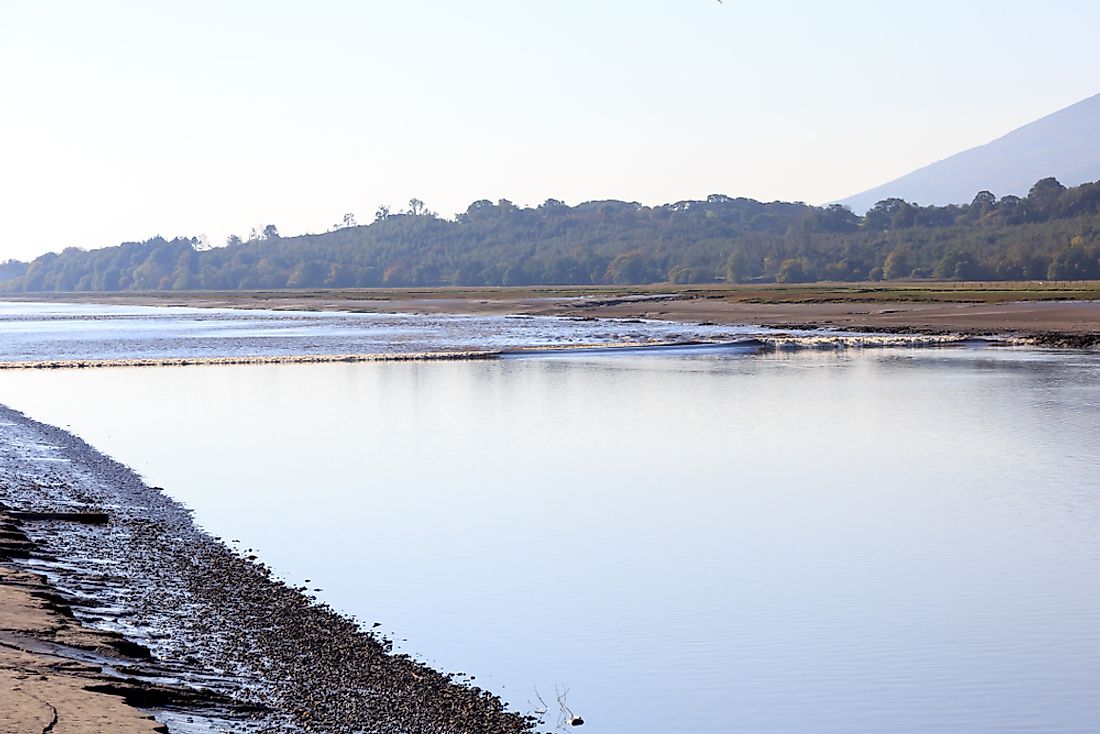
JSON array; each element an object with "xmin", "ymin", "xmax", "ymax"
[
  {"xmin": 0, "ymin": 560, "xmax": 171, "ymax": 733},
  {"xmin": 0, "ymin": 405, "xmax": 537, "ymax": 733},
  {"xmin": 5, "ymin": 286, "xmax": 1100, "ymax": 347}
]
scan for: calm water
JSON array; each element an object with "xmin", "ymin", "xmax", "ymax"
[{"xmin": 1, "ymin": 306, "xmax": 1099, "ymax": 733}]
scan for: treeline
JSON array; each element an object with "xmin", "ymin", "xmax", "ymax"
[{"xmin": 5, "ymin": 177, "xmax": 1100, "ymax": 292}]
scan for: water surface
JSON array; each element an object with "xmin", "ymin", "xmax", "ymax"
[
  {"xmin": 1, "ymin": 343, "xmax": 1098, "ymax": 733},
  {"xmin": 0, "ymin": 301, "xmax": 769, "ymax": 362}
]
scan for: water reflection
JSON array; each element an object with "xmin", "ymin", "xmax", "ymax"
[{"xmin": 0, "ymin": 348, "xmax": 1098, "ymax": 733}]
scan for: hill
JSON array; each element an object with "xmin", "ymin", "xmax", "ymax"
[
  {"xmin": 841, "ymin": 92, "xmax": 1100, "ymax": 213},
  {"xmin": 4, "ymin": 179, "xmax": 1100, "ymax": 292}
]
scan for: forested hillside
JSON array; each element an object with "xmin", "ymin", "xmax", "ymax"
[{"xmin": 5, "ymin": 177, "xmax": 1100, "ymax": 292}]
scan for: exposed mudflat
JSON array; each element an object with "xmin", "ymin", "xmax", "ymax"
[
  {"xmin": 6, "ymin": 287, "xmax": 1099, "ymax": 348},
  {"xmin": 0, "ymin": 404, "xmax": 537, "ymax": 733},
  {"xmin": 0, "ymin": 299, "xmax": 1006, "ymax": 371},
  {"xmin": 0, "ymin": 561, "xmax": 178, "ymax": 734}
]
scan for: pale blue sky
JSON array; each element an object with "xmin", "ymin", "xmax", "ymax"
[{"xmin": 2, "ymin": 1, "xmax": 1098, "ymax": 260}]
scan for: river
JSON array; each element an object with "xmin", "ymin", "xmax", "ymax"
[{"xmin": 0, "ymin": 303, "xmax": 1098, "ymax": 733}]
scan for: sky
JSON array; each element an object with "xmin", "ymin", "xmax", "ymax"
[{"xmin": 2, "ymin": 0, "xmax": 1099, "ymax": 261}]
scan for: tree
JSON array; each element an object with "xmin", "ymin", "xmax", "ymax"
[
  {"xmin": 970, "ymin": 191, "xmax": 997, "ymax": 218},
  {"xmin": 502, "ymin": 262, "xmax": 533, "ymax": 286},
  {"xmin": 605, "ymin": 251, "xmax": 654, "ymax": 284},
  {"xmin": 776, "ymin": 258, "xmax": 812, "ymax": 283},
  {"xmin": 725, "ymin": 250, "xmax": 758, "ymax": 283},
  {"xmin": 934, "ymin": 251, "xmax": 981, "ymax": 280},
  {"xmin": 1026, "ymin": 177, "xmax": 1067, "ymax": 221},
  {"xmin": 13, "ymin": 181, "xmax": 1100, "ymax": 293},
  {"xmin": 407, "ymin": 198, "xmax": 427, "ymax": 216},
  {"xmin": 813, "ymin": 204, "xmax": 859, "ymax": 233},
  {"xmin": 286, "ymin": 261, "xmax": 326, "ymax": 288},
  {"xmin": 864, "ymin": 198, "xmax": 909, "ymax": 230},
  {"xmin": 882, "ymin": 247, "xmax": 912, "ymax": 280},
  {"xmin": 324, "ymin": 263, "xmax": 357, "ymax": 287}
]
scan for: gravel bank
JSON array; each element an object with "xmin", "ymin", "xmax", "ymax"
[{"xmin": 0, "ymin": 403, "xmax": 537, "ymax": 733}]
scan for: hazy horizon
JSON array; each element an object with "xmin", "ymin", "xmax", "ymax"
[{"xmin": 3, "ymin": 1, "xmax": 1099, "ymax": 261}]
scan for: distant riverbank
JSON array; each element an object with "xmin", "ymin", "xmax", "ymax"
[{"xmin": 6, "ymin": 282, "xmax": 1100, "ymax": 348}]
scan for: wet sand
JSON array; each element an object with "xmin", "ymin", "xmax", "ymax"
[
  {"xmin": 0, "ymin": 562, "xmax": 169, "ymax": 734},
  {"xmin": 0, "ymin": 405, "xmax": 537, "ymax": 733}
]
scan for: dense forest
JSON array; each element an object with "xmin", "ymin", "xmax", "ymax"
[{"xmin": 4, "ymin": 177, "xmax": 1100, "ymax": 292}]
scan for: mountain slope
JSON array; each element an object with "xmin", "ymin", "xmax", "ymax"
[{"xmin": 841, "ymin": 92, "xmax": 1100, "ymax": 212}]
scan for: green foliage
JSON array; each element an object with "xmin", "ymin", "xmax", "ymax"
[
  {"xmin": 0, "ymin": 260, "xmax": 26, "ymax": 285},
  {"xmin": 776, "ymin": 258, "xmax": 812, "ymax": 283},
  {"xmin": 882, "ymin": 247, "xmax": 912, "ymax": 280},
  {"xmin": 7, "ymin": 178, "xmax": 1100, "ymax": 292},
  {"xmin": 606, "ymin": 251, "xmax": 657, "ymax": 284}
]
